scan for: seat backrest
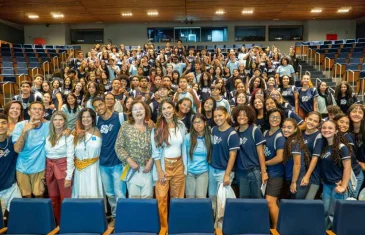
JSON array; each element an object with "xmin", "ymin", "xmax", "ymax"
[
  {"xmin": 333, "ymin": 200, "xmax": 365, "ymax": 235},
  {"xmin": 346, "ymin": 64, "xmax": 360, "ymax": 71},
  {"xmin": 340, "ymin": 48, "xmax": 352, "ymax": 53},
  {"xmin": 351, "ymin": 52, "xmax": 364, "ymax": 58},
  {"xmin": 60, "ymin": 198, "xmax": 107, "ymax": 234},
  {"xmin": 349, "ymin": 58, "xmax": 361, "ymax": 64},
  {"xmin": 335, "ymin": 40, "xmax": 344, "ymax": 44},
  {"xmin": 2, "ymin": 62, "xmax": 13, "ymax": 68},
  {"xmin": 344, "ymin": 43, "xmax": 354, "ymax": 48},
  {"xmin": 7, "ymin": 198, "xmax": 56, "ymax": 234},
  {"xmin": 332, "ymin": 44, "xmax": 341, "ymax": 48},
  {"xmin": 223, "ymin": 199, "xmax": 270, "ymax": 235},
  {"xmin": 2, "ymin": 68, "xmax": 14, "ymax": 75},
  {"xmin": 1, "ymin": 57, "xmax": 13, "ymax": 62},
  {"xmin": 168, "ymin": 198, "xmax": 214, "ymax": 234},
  {"xmin": 338, "ymin": 52, "xmax": 349, "ymax": 58},
  {"xmin": 336, "ymin": 58, "xmax": 347, "ymax": 64},
  {"xmin": 346, "ymin": 39, "xmax": 356, "ymax": 44},
  {"xmin": 115, "ymin": 199, "xmax": 160, "ymax": 233},
  {"xmin": 277, "ymin": 200, "xmax": 326, "ymax": 235}
]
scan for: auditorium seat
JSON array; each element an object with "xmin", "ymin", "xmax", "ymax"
[
  {"xmin": 6, "ymin": 198, "xmax": 59, "ymax": 235},
  {"xmin": 335, "ymin": 40, "xmax": 344, "ymax": 44},
  {"xmin": 335, "ymin": 58, "xmax": 347, "ymax": 64},
  {"xmin": 34, "ymin": 44, "xmax": 43, "ymax": 49},
  {"xmin": 349, "ymin": 58, "xmax": 363, "ymax": 64},
  {"xmin": 1, "ymin": 61, "xmax": 13, "ymax": 68},
  {"xmin": 351, "ymin": 52, "xmax": 364, "ymax": 58},
  {"xmin": 331, "ymin": 44, "xmax": 341, "ymax": 49},
  {"xmin": 358, "ymin": 38, "xmax": 365, "ymax": 43},
  {"xmin": 1, "ymin": 68, "xmax": 14, "ymax": 76},
  {"xmin": 346, "ymin": 39, "xmax": 356, "ymax": 44},
  {"xmin": 29, "ymin": 62, "xmax": 41, "ymax": 68},
  {"xmin": 16, "ymin": 68, "xmax": 29, "ymax": 75},
  {"xmin": 13, "ymin": 48, "xmax": 23, "ymax": 53},
  {"xmin": 219, "ymin": 199, "xmax": 271, "ymax": 235},
  {"xmin": 14, "ymin": 52, "xmax": 24, "ymax": 57},
  {"xmin": 343, "ymin": 43, "xmax": 353, "ymax": 48},
  {"xmin": 45, "ymin": 45, "xmax": 55, "ymax": 49},
  {"xmin": 353, "ymin": 47, "xmax": 365, "ymax": 52},
  {"xmin": 168, "ymin": 199, "xmax": 215, "ymax": 235},
  {"xmin": 15, "ymin": 57, "xmax": 26, "ymax": 63},
  {"xmin": 114, "ymin": 199, "xmax": 163, "ymax": 235},
  {"xmin": 331, "ymin": 200, "xmax": 365, "ymax": 235},
  {"xmin": 16, "ymin": 62, "xmax": 28, "ymax": 69},
  {"xmin": 272, "ymin": 200, "xmax": 328, "ymax": 235},
  {"xmin": 1, "ymin": 57, "xmax": 13, "ymax": 62},
  {"xmin": 12, "ymin": 44, "xmax": 22, "ymax": 48},
  {"xmin": 340, "ymin": 48, "xmax": 352, "ymax": 53},
  {"xmin": 59, "ymin": 198, "xmax": 113, "ymax": 235},
  {"xmin": 337, "ymin": 52, "xmax": 349, "ymax": 58}
]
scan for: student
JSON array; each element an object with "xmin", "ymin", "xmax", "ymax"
[
  {"xmin": 185, "ymin": 114, "xmax": 211, "ymax": 198},
  {"xmin": 176, "ymin": 98, "xmax": 194, "ymax": 131},
  {"xmin": 13, "ymin": 101, "xmax": 50, "ymax": 198},
  {"xmin": 42, "ymin": 92, "xmax": 56, "ymax": 121},
  {"xmin": 326, "ymin": 105, "xmax": 343, "ymax": 121},
  {"xmin": 51, "ymin": 79, "xmax": 64, "ymax": 111},
  {"xmin": 45, "ymin": 111, "xmax": 74, "ymax": 224},
  {"xmin": 232, "ymin": 105, "xmax": 267, "ymax": 198},
  {"xmin": 301, "ymin": 112, "xmax": 324, "ymax": 200},
  {"xmin": 317, "ymin": 81, "xmax": 336, "ymax": 118},
  {"xmin": 334, "ymin": 81, "xmax": 359, "ymax": 114},
  {"xmin": 201, "ymin": 97, "xmax": 216, "ymax": 128},
  {"xmin": 115, "ymin": 100, "xmax": 153, "ymax": 199},
  {"xmin": 263, "ymin": 108, "xmax": 286, "ymax": 228},
  {"xmin": 278, "ymin": 75, "xmax": 297, "ymax": 110},
  {"xmin": 4, "ymin": 101, "xmax": 24, "ymax": 135},
  {"xmin": 83, "ymin": 81, "xmax": 100, "ymax": 109},
  {"xmin": 209, "ymin": 106, "xmax": 240, "ymax": 212},
  {"xmin": 334, "ymin": 113, "xmax": 364, "ymax": 199},
  {"xmin": 151, "ymin": 100, "xmax": 187, "ymax": 230},
  {"xmin": 211, "ymin": 84, "xmax": 231, "ymax": 114},
  {"xmin": 0, "ymin": 113, "xmax": 21, "ymax": 216},
  {"xmin": 198, "ymin": 72, "xmax": 213, "ymax": 101},
  {"xmin": 282, "ymin": 118, "xmax": 310, "ymax": 199},
  {"xmin": 12, "ymin": 81, "xmax": 42, "ymax": 120},
  {"xmin": 173, "ymin": 76, "xmax": 200, "ymax": 112},
  {"xmin": 297, "ymin": 75, "xmax": 318, "ymax": 119},
  {"xmin": 319, "ymin": 120, "xmax": 351, "ymax": 227},
  {"xmin": 347, "ymin": 104, "xmax": 365, "ymax": 196},
  {"xmin": 62, "ymin": 93, "xmax": 82, "ymax": 130}
]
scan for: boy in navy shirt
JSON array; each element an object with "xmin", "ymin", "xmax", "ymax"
[{"xmin": 0, "ymin": 113, "xmax": 21, "ymax": 215}]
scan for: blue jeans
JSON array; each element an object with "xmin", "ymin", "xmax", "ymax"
[
  {"xmin": 348, "ymin": 170, "xmax": 364, "ymax": 199},
  {"xmin": 322, "ymin": 183, "xmax": 348, "ymax": 228},
  {"xmin": 236, "ymin": 168, "xmax": 263, "ymax": 198},
  {"xmin": 208, "ymin": 166, "xmax": 234, "ymax": 197},
  {"xmin": 289, "ymin": 176, "xmax": 309, "ymax": 199},
  {"xmin": 100, "ymin": 164, "xmax": 126, "ymax": 218}
]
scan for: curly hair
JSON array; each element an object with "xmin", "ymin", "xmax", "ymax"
[
  {"xmin": 321, "ymin": 120, "xmax": 353, "ymax": 166},
  {"xmin": 249, "ymin": 76, "xmax": 266, "ymax": 94},
  {"xmin": 335, "ymin": 81, "xmax": 353, "ymax": 101},
  {"xmin": 282, "ymin": 118, "xmax": 310, "ymax": 167},
  {"xmin": 232, "ymin": 104, "xmax": 256, "ymax": 127}
]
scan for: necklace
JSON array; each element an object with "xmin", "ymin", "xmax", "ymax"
[
  {"xmin": 0, "ymin": 137, "xmax": 9, "ymax": 150},
  {"xmin": 84, "ymin": 128, "xmax": 95, "ymax": 151}
]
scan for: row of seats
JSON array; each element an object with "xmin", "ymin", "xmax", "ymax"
[
  {"xmin": 0, "ymin": 198, "xmax": 364, "ymax": 235},
  {"xmin": 0, "ymin": 43, "xmax": 81, "ymax": 50},
  {"xmin": 297, "ymin": 38, "xmax": 365, "ymax": 46}
]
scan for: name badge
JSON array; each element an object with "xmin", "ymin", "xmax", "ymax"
[{"xmin": 92, "ymin": 136, "xmax": 96, "ymax": 141}]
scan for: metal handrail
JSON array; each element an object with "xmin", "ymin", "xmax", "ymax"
[
  {"xmin": 300, "ymin": 45, "xmax": 308, "ymax": 60},
  {"xmin": 324, "ymin": 57, "xmax": 331, "ymax": 78},
  {"xmin": 347, "ymin": 70, "xmax": 356, "ymax": 91},
  {"xmin": 305, "ymin": 70, "xmax": 311, "ymax": 76},
  {"xmin": 43, "ymin": 61, "xmax": 50, "ymax": 78},
  {"xmin": 298, "ymin": 64, "xmax": 302, "ymax": 83},
  {"xmin": 334, "ymin": 63, "xmax": 343, "ymax": 85},
  {"xmin": 31, "ymin": 67, "xmax": 39, "ymax": 79},
  {"xmin": 315, "ymin": 52, "xmax": 320, "ymax": 70},
  {"xmin": 307, "ymin": 48, "xmax": 313, "ymax": 64},
  {"xmin": 1, "ymin": 81, "xmax": 10, "ymax": 106},
  {"xmin": 53, "ymin": 56, "xmax": 59, "ymax": 71}
]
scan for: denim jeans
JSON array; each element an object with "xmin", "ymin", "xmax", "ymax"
[
  {"xmin": 100, "ymin": 164, "xmax": 126, "ymax": 218},
  {"xmin": 288, "ymin": 176, "xmax": 309, "ymax": 199},
  {"xmin": 322, "ymin": 183, "xmax": 348, "ymax": 228},
  {"xmin": 236, "ymin": 168, "xmax": 263, "ymax": 198},
  {"xmin": 186, "ymin": 171, "xmax": 209, "ymax": 198},
  {"xmin": 348, "ymin": 170, "xmax": 364, "ymax": 199},
  {"xmin": 208, "ymin": 166, "xmax": 234, "ymax": 197}
]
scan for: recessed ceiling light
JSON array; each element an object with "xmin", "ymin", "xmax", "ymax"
[
  {"xmin": 121, "ymin": 12, "xmax": 133, "ymax": 16},
  {"xmin": 337, "ymin": 7, "xmax": 351, "ymax": 13},
  {"xmin": 52, "ymin": 13, "xmax": 64, "ymax": 18},
  {"xmin": 311, "ymin": 8, "xmax": 322, "ymax": 13},
  {"xmin": 28, "ymin": 14, "xmax": 39, "ymax": 19},
  {"xmin": 147, "ymin": 11, "xmax": 158, "ymax": 16},
  {"xmin": 242, "ymin": 9, "xmax": 254, "ymax": 14},
  {"xmin": 215, "ymin": 10, "xmax": 225, "ymax": 15},
  {"xmin": 272, "ymin": 18, "xmax": 279, "ymax": 21}
]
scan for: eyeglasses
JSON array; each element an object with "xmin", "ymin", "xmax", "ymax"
[
  {"xmin": 193, "ymin": 120, "xmax": 204, "ymax": 125},
  {"xmin": 132, "ymin": 108, "xmax": 144, "ymax": 113},
  {"xmin": 30, "ymin": 107, "xmax": 43, "ymax": 111},
  {"xmin": 270, "ymin": 115, "xmax": 281, "ymax": 120}
]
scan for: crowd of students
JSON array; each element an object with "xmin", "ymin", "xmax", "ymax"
[{"xmin": 0, "ymin": 41, "xmax": 364, "ymax": 230}]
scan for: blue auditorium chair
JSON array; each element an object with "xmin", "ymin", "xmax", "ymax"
[
  {"xmin": 345, "ymin": 39, "xmax": 356, "ymax": 44},
  {"xmin": 358, "ymin": 38, "xmax": 365, "ymax": 43},
  {"xmin": 326, "ymin": 48, "xmax": 338, "ymax": 54},
  {"xmin": 34, "ymin": 44, "xmax": 44, "ymax": 49},
  {"xmin": 331, "ymin": 44, "xmax": 341, "ymax": 49},
  {"xmin": 29, "ymin": 62, "xmax": 41, "ymax": 68},
  {"xmin": 356, "ymin": 42, "xmax": 365, "ymax": 48},
  {"xmin": 331, "ymin": 200, "xmax": 365, "ymax": 235},
  {"xmin": 16, "ymin": 68, "xmax": 29, "ymax": 75},
  {"xmin": 346, "ymin": 64, "xmax": 360, "ymax": 71},
  {"xmin": 6, "ymin": 198, "xmax": 58, "ymax": 235},
  {"xmin": 1, "ymin": 61, "xmax": 13, "ymax": 68},
  {"xmin": 168, "ymin": 199, "xmax": 215, "ymax": 235},
  {"xmin": 197, "ymin": 45, "xmax": 206, "ymax": 51},
  {"xmin": 12, "ymin": 44, "xmax": 22, "ymax": 48},
  {"xmin": 1, "ymin": 68, "xmax": 14, "ymax": 76},
  {"xmin": 220, "ymin": 199, "xmax": 271, "ymax": 235},
  {"xmin": 337, "ymin": 52, "xmax": 349, "ymax": 58},
  {"xmin": 15, "ymin": 57, "xmax": 26, "ymax": 62},
  {"xmin": 2, "ymin": 76, "xmax": 16, "ymax": 83},
  {"xmin": 16, "ymin": 62, "xmax": 28, "ymax": 69},
  {"xmin": 45, "ymin": 45, "xmax": 55, "ymax": 49},
  {"xmin": 340, "ymin": 48, "xmax": 351, "ymax": 53},
  {"xmin": 14, "ymin": 52, "xmax": 24, "ymax": 57},
  {"xmin": 349, "ymin": 58, "xmax": 362, "ymax": 64},
  {"xmin": 353, "ymin": 47, "xmax": 365, "ymax": 53},
  {"xmin": 59, "ymin": 198, "xmax": 113, "ymax": 235},
  {"xmin": 343, "ymin": 43, "xmax": 353, "ymax": 48},
  {"xmin": 334, "ymin": 40, "xmax": 344, "ymax": 44},
  {"xmin": 1, "ymin": 57, "xmax": 13, "ymax": 62},
  {"xmin": 1, "ymin": 52, "xmax": 12, "ymax": 57},
  {"xmin": 335, "ymin": 58, "xmax": 347, "ymax": 64},
  {"xmin": 351, "ymin": 52, "xmax": 364, "ymax": 58},
  {"xmin": 272, "ymin": 200, "xmax": 328, "ymax": 235},
  {"xmin": 114, "ymin": 199, "xmax": 164, "ymax": 235},
  {"xmin": 28, "ymin": 57, "xmax": 39, "ymax": 63}
]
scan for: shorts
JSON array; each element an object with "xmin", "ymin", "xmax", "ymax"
[
  {"xmin": 0, "ymin": 183, "xmax": 22, "ymax": 213},
  {"xmin": 265, "ymin": 177, "xmax": 284, "ymax": 198},
  {"xmin": 16, "ymin": 170, "xmax": 45, "ymax": 197}
]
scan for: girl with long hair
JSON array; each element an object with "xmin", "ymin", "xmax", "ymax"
[
  {"xmin": 263, "ymin": 108, "xmax": 286, "ymax": 228},
  {"xmin": 278, "ymin": 75, "xmax": 298, "ymax": 110},
  {"xmin": 42, "ymin": 92, "xmax": 56, "ymax": 120},
  {"xmin": 335, "ymin": 81, "xmax": 360, "ymax": 114},
  {"xmin": 319, "ymin": 120, "xmax": 352, "ymax": 227},
  {"xmin": 334, "ymin": 112, "xmax": 364, "ymax": 199},
  {"xmin": 201, "ymin": 97, "xmax": 216, "ymax": 128},
  {"xmin": 115, "ymin": 100, "xmax": 153, "ymax": 198},
  {"xmin": 72, "ymin": 108, "xmax": 103, "ymax": 198},
  {"xmin": 73, "ymin": 81, "xmax": 84, "ymax": 107},
  {"xmin": 185, "ymin": 114, "xmax": 212, "ymax": 198},
  {"xmin": 4, "ymin": 101, "xmax": 23, "ymax": 134},
  {"xmin": 199, "ymin": 72, "xmax": 212, "ymax": 101},
  {"xmin": 51, "ymin": 79, "xmax": 63, "ymax": 110},
  {"xmin": 83, "ymin": 81, "xmax": 100, "ymax": 109},
  {"xmin": 61, "ymin": 93, "xmax": 81, "ymax": 130},
  {"xmin": 63, "ymin": 77, "xmax": 73, "ymax": 97},
  {"xmin": 317, "ymin": 81, "xmax": 336, "ymax": 118},
  {"xmin": 45, "ymin": 111, "xmax": 74, "ymax": 224},
  {"xmin": 270, "ymin": 89, "xmax": 293, "ymax": 111},
  {"xmin": 297, "ymin": 74, "xmax": 318, "ymax": 119},
  {"xmin": 232, "ymin": 105, "xmax": 267, "ymax": 198},
  {"xmin": 301, "ymin": 111, "xmax": 324, "ymax": 200},
  {"xmin": 176, "ymin": 98, "xmax": 194, "ymax": 131},
  {"xmin": 348, "ymin": 104, "xmax": 365, "ymax": 196},
  {"xmin": 282, "ymin": 118, "xmax": 310, "ymax": 199},
  {"xmin": 210, "ymin": 84, "xmax": 231, "ymax": 114},
  {"xmin": 251, "ymin": 97, "xmax": 268, "ymax": 132},
  {"xmin": 151, "ymin": 100, "xmax": 187, "ymax": 230}
]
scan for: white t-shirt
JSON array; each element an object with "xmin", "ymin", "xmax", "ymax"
[{"xmin": 164, "ymin": 127, "xmax": 183, "ymax": 158}]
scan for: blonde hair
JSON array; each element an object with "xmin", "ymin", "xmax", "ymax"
[{"xmin": 48, "ymin": 111, "xmax": 68, "ymax": 147}]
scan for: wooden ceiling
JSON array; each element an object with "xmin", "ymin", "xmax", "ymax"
[{"xmin": 0, "ymin": 0, "xmax": 364, "ymax": 24}]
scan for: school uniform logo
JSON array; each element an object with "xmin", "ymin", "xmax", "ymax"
[
  {"xmin": 340, "ymin": 99, "xmax": 347, "ymax": 105},
  {"xmin": 0, "ymin": 149, "xmax": 10, "ymax": 158},
  {"xmin": 240, "ymin": 137, "xmax": 248, "ymax": 145},
  {"xmin": 100, "ymin": 124, "xmax": 114, "ymax": 134},
  {"xmin": 321, "ymin": 151, "xmax": 331, "ymax": 159},
  {"xmin": 213, "ymin": 135, "xmax": 222, "ymax": 145},
  {"xmin": 264, "ymin": 146, "xmax": 271, "ymax": 157},
  {"xmin": 301, "ymin": 96, "xmax": 310, "ymax": 102}
]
